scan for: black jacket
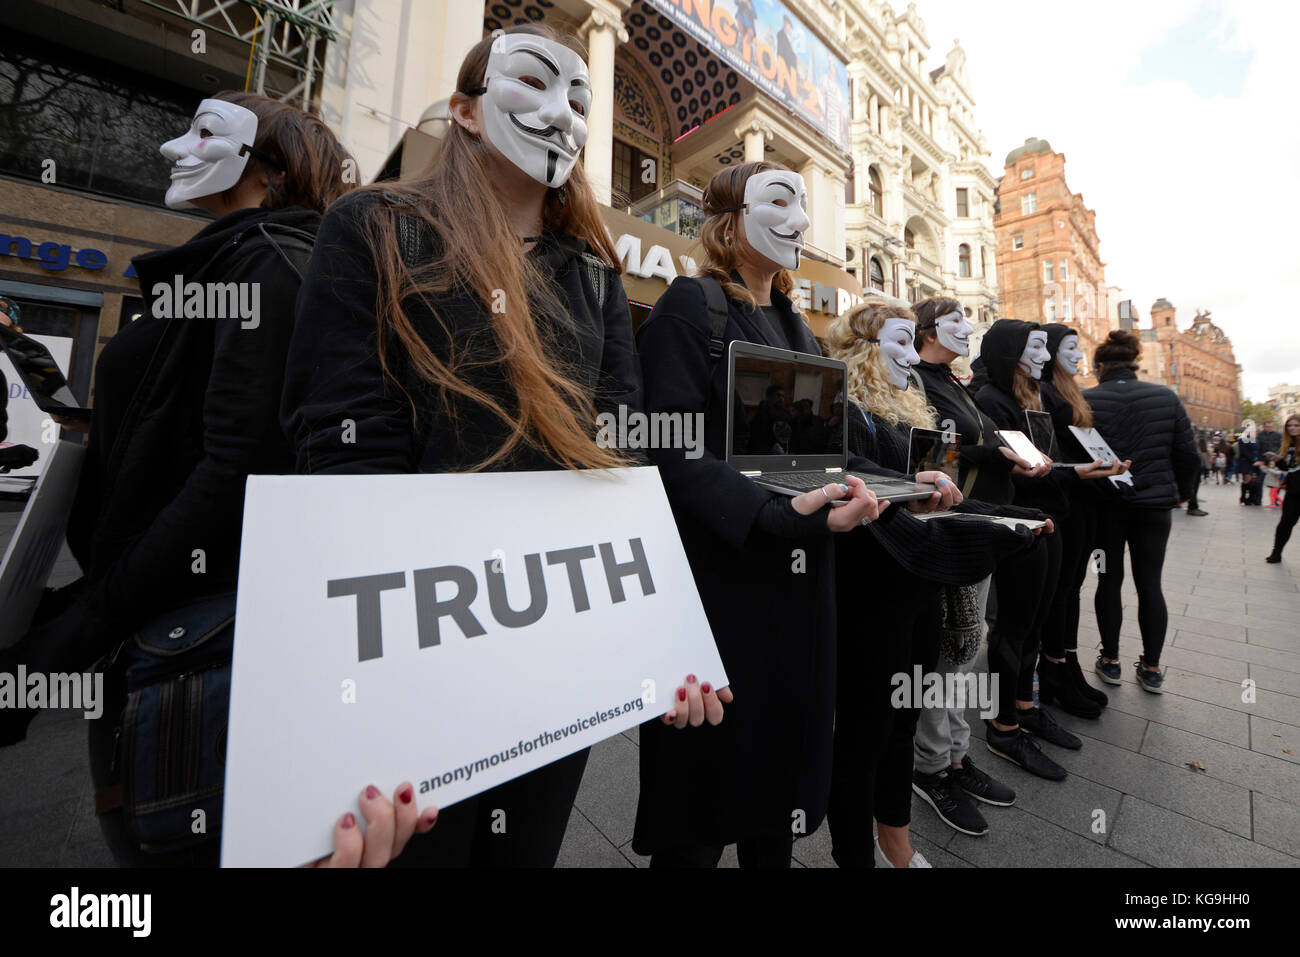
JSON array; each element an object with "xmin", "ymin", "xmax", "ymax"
[
  {"xmin": 974, "ymin": 319, "xmax": 1077, "ymax": 518},
  {"xmin": 281, "ymin": 190, "xmax": 641, "ymax": 474},
  {"xmin": 914, "ymin": 359, "xmax": 1016, "ymax": 504},
  {"xmin": 64, "ymin": 205, "xmax": 316, "ymax": 638},
  {"xmin": 632, "ymin": 275, "xmax": 891, "ymax": 852},
  {"xmin": 1083, "ymin": 367, "xmax": 1201, "ymax": 508}
]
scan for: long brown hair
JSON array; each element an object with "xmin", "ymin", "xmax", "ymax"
[
  {"xmin": 698, "ymin": 161, "xmax": 796, "ymax": 310},
  {"xmin": 1013, "ymin": 367, "xmax": 1044, "ymax": 412},
  {"xmin": 1051, "ymin": 359, "xmax": 1093, "ymax": 427},
  {"xmin": 213, "ymin": 91, "xmax": 355, "ymax": 213},
  {"xmin": 354, "ymin": 24, "xmax": 628, "ymax": 472},
  {"xmin": 1281, "ymin": 414, "xmax": 1300, "ymax": 460}
]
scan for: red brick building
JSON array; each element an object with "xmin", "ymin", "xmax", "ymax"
[
  {"xmin": 993, "ymin": 137, "xmax": 1110, "ymax": 383},
  {"xmin": 1148, "ymin": 299, "xmax": 1241, "ymax": 431}
]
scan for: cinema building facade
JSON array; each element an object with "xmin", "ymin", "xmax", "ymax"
[{"xmin": 2, "ymin": 0, "xmax": 1000, "ymax": 420}]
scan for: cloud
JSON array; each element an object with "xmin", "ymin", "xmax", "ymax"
[{"xmin": 909, "ymin": 0, "xmax": 1300, "ymax": 400}]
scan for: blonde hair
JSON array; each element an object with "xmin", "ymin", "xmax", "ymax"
[{"xmin": 825, "ymin": 301, "xmax": 937, "ymax": 430}]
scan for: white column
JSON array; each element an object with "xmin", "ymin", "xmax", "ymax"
[
  {"xmin": 581, "ymin": 9, "xmax": 628, "ymax": 206},
  {"xmin": 736, "ymin": 119, "xmax": 773, "ymax": 163}
]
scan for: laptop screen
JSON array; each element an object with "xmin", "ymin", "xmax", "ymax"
[
  {"xmin": 0, "ymin": 323, "xmax": 81, "ymax": 413},
  {"xmin": 1024, "ymin": 410, "xmax": 1059, "ymax": 460},
  {"xmin": 909, "ymin": 428, "xmax": 960, "ymax": 481},
  {"xmin": 727, "ymin": 342, "xmax": 846, "ymax": 470}
]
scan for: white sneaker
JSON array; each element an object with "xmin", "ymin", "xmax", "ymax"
[{"xmin": 873, "ymin": 839, "xmax": 932, "ymax": 868}]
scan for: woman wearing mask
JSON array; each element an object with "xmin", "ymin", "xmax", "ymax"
[
  {"xmin": 911, "ymin": 302, "xmax": 1072, "ymax": 788},
  {"xmin": 974, "ymin": 320, "xmax": 1125, "ymax": 729},
  {"xmin": 632, "ymin": 162, "xmax": 957, "ymax": 868},
  {"xmin": 1037, "ymin": 324, "xmax": 1122, "ymax": 714},
  {"xmin": 1264, "ymin": 415, "xmax": 1299, "ymax": 562},
  {"xmin": 281, "ymin": 25, "xmax": 667, "ymax": 867},
  {"xmin": 1084, "ymin": 332, "xmax": 1201, "ymax": 692},
  {"xmin": 825, "ymin": 301, "xmax": 1047, "ymax": 863},
  {"xmin": 0, "ymin": 92, "xmax": 355, "ymax": 864}
]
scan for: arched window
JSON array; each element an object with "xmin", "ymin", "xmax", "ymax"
[
  {"xmin": 958, "ymin": 244, "xmax": 971, "ymax": 278},
  {"xmin": 904, "ymin": 226, "xmax": 915, "ymax": 249},
  {"xmin": 869, "ymin": 257, "xmax": 885, "ymax": 291},
  {"xmin": 868, "ymin": 166, "xmax": 883, "ymax": 217}
]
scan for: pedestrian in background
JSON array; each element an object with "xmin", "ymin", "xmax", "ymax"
[{"xmin": 1266, "ymin": 415, "xmax": 1300, "ymax": 563}]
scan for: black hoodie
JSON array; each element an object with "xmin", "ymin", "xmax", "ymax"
[
  {"xmin": 914, "ymin": 359, "xmax": 1016, "ymax": 505},
  {"xmin": 65, "ymin": 204, "xmax": 319, "ymax": 640},
  {"xmin": 1038, "ymin": 323, "xmax": 1093, "ymax": 463},
  {"xmin": 974, "ymin": 319, "xmax": 1076, "ymax": 517}
]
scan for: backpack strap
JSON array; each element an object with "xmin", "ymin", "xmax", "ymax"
[
  {"xmin": 699, "ymin": 276, "xmax": 730, "ymax": 372},
  {"xmin": 579, "ymin": 252, "xmax": 612, "ymax": 312}
]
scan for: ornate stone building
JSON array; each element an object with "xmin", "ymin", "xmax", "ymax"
[
  {"xmin": 993, "ymin": 137, "xmax": 1110, "ymax": 383},
  {"xmin": 840, "ymin": 0, "xmax": 1000, "ymax": 364},
  {"xmin": 1148, "ymin": 299, "xmax": 1241, "ymax": 431}
]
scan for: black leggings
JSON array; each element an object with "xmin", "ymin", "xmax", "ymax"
[
  {"xmin": 1272, "ymin": 485, "xmax": 1299, "ymax": 556},
  {"xmin": 649, "ymin": 833, "xmax": 793, "ymax": 868},
  {"xmin": 987, "ymin": 534, "xmax": 1055, "ymax": 725},
  {"xmin": 1044, "ymin": 504, "xmax": 1096, "ymax": 657},
  {"xmin": 1095, "ymin": 505, "xmax": 1173, "ymax": 665},
  {"xmin": 827, "ymin": 569, "xmax": 941, "ymax": 867}
]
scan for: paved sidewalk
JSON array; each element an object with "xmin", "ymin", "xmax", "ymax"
[{"xmin": 1, "ymin": 480, "xmax": 1297, "ymax": 867}]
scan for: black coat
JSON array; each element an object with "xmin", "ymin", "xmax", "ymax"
[
  {"xmin": 914, "ymin": 359, "xmax": 1016, "ymax": 505},
  {"xmin": 631, "ymin": 275, "xmax": 887, "ymax": 852},
  {"xmin": 281, "ymin": 190, "xmax": 641, "ymax": 474},
  {"xmin": 1084, "ymin": 368, "xmax": 1201, "ymax": 508},
  {"xmin": 64, "ymin": 205, "xmax": 315, "ymax": 639}
]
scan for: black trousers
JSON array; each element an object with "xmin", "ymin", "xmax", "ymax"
[
  {"xmin": 1095, "ymin": 505, "xmax": 1173, "ymax": 665},
  {"xmin": 827, "ymin": 576, "xmax": 942, "ymax": 867},
  {"xmin": 1043, "ymin": 505, "xmax": 1096, "ymax": 657},
  {"xmin": 389, "ymin": 749, "xmax": 589, "ymax": 868},
  {"xmin": 987, "ymin": 535, "xmax": 1054, "ymax": 725},
  {"xmin": 1272, "ymin": 485, "xmax": 1299, "ymax": 556},
  {"xmin": 649, "ymin": 833, "xmax": 793, "ymax": 868}
]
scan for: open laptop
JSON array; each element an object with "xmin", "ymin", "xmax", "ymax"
[
  {"xmin": 1024, "ymin": 410, "xmax": 1088, "ymax": 468},
  {"xmin": 0, "ymin": 322, "xmax": 90, "ymax": 417},
  {"xmin": 725, "ymin": 340, "xmax": 937, "ymax": 504},
  {"xmin": 908, "ymin": 427, "xmax": 960, "ymax": 482}
]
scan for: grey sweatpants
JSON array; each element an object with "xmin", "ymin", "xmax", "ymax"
[{"xmin": 913, "ymin": 576, "xmax": 992, "ymax": 775}]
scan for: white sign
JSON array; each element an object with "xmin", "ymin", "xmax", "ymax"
[
  {"xmin": 221, "ymin": 467, "xmax": 726, "ymax": 867},
  {"xmin": 1, "ymin": 334, "xmax": 72, "ymax": 478}
]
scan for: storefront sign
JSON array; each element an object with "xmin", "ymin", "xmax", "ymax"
[
  {"xmin": 0, "ymin": 232, "xmax": 108, "ymax": 273},
  {"xmin": 647, "ymin": 0, "xmax": 849, "ymax": 150}
]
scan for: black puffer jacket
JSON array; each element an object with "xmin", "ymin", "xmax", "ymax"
[{"xmin": 1084, "ymin": 367, "xmax": 1201, "ymax": 508}]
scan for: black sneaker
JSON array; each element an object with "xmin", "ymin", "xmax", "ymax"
[
  {"xmin": 1265, "ymin": 553, "xmax": 1282, "ymax": 564},
  {"xmin": 1187, "ymin": 507, "xmax": 1208, "ymax": 516},
  {"xmin": 1016, "ymin": 706, "xmax": 1082, "ymax": 750},
  {"xmin": 985, "ymin": 724, "xmax": 1068, "ymax": 781},
  {"xmin": 1095, "ymin": 655, "xmax": 1123, "ymax": 686},
  {"xmin": 953, "ymin": 755, "xmax": 1016, "ymax": 807},
  {"xmin": 1135, "ymin": 658, "xmax": 1164, "ymax": 694},
  {"xmin": 912, "ymin": 768, "xmax": 989, "ymax": 836}
]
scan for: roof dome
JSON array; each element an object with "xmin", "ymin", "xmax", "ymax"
[
  {"xmin": 1151, "ymin": 298, "xmax": 1174, "ymax": 311},
  {"xmin": 1005, "ymin": 137, "xmax": 1052, "ymax": 166}
]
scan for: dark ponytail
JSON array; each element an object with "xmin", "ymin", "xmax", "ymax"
[{"xmin": 1093, "ymin": 330, "xmax": 1141, "ymax": 372}]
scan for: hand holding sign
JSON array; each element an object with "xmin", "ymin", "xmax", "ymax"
[
  {"xmin": 307, "ymin": 782, "xmax": 438, "ymax": 868},
  {"xmin": 662, "ymin": 674, "xmax": 733, "ymax": 729}
]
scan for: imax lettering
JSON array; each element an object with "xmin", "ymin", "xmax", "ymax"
[{"xmin": 328, "ymin": 539, "xmax": 657, "ymax": 662}]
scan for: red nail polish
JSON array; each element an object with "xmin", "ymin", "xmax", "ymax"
[
  {"xmin": 399, "ymin": 786, "xmax": 413, "ymax": 804},
  {"xmin": 342, "ymin": 813, "xmax": 356, "ymax": 829},
  {"xmin": 702, "ymin": 683, "xmax": 712, "ymax": 694},
  {"xmin": 686, "ymin": 674, "xmax": 697, "ymax": 684},
  {"xmin": 365, "ymin": 785, "xmax": 379, "ymax": 800},
  {"xmin": 677, "ymin": 687, "xmax": 687, "ymax": 701}
]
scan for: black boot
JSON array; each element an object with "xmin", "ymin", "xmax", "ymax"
[
  {"xmin": 1037, "ymin": 658, "xmax": 1102, "ymax": 718},
  {"xmin": 1065, "ymin": 651, "xmax": 1108, "ymax": 706}
]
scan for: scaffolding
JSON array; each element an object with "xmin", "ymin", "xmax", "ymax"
[{"xmin": 135, "ymin": 0, "xmax": 339, "ymax": 108}]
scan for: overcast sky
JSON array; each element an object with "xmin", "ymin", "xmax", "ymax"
[{"xmin": 909, "ymin": 0, "xmax": 1298, "ymax": 401}]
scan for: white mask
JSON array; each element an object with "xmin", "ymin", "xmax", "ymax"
[
  {"xmin": 877, "ymin": 316, "xmax": 920, "ymax": 390},
  {"xmin": 1020, "ymin": 330, "xmax": 1050, "ymax": 380},
  {"xmin": 935, "ymin": 309, "xmax": 972, "ymax": 357},
  {"xmin": 160, "ymin": 99, "xmax": 260, "ymax": 210},
  {"xmin": 742, "ymin": 170, "xmax": 810, "ymax": 270},
  {"xmin": 479, "ymin": 33, "xmax": 591, "ymax": 188},
  {"xmin": 1056, "ymin": 334, "xmax": 1083, "ymax": 376}
]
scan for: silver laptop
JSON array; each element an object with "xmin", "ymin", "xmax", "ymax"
[{"xmin": 725, "ymin": 341, "xmax": 937, "ymax": 504}]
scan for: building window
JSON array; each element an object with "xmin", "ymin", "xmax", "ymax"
[
  {"xmin": 868, "ymin": 166, "xmax": 883, "ymax": 217},
  {"xmin": 958, "ymin": 244, "xmax": 971, "ymax": 278},
  {"xmin": 844, "ymin": 164, "xmax": 855, "ymax": 205},
  {"xmin": 1046, "ymin": 297, "xmax": 1057, "ymax": 321},
  {"xmin": 1044, "ymin": 260, "xmax": 1054, "ymax": 282},
  {"xmin": 1063, "ymin": 298, "xmax": 1072, "ymax": 320},
  {"xmin": 904, "ymin": 227, "xmax": 915, "ymax": 250},
  {"xmin": 869, "ymin": 256, "xmax": 885, "ymax": 291},
  {"xmin": 1022, "ymin": 193, "xmax": 1038, "ymax": 215},
  {"xmin": 956, "ymin": 188, "xmax": 969, "ymax": 217},
  {"xmin": 1012, "ymin": 235, "xmax": 1024, "ymax": 250},
  {"xmin": 1021, "ymin": 167, "xmax": 1034, "ymax": 179},
  {"xmin": 612, "ymin": 140, "xmax": 656, "ymax": 203},
  {"xmin": 1059, "ymin": 259, "xmax": 1068, "ymax": 281}
]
